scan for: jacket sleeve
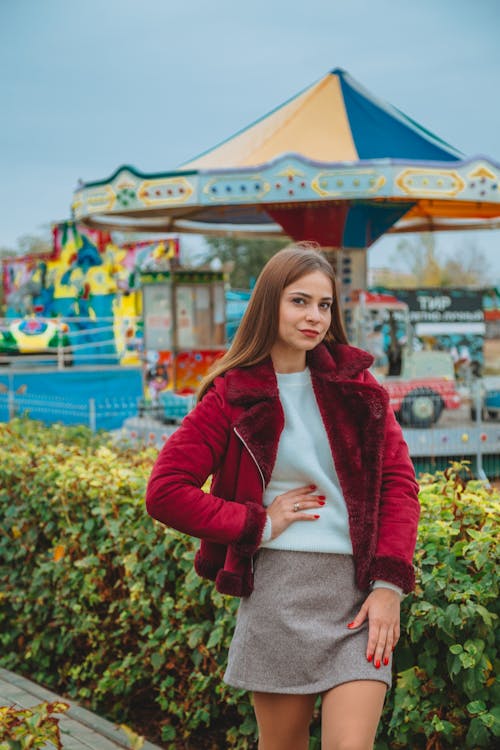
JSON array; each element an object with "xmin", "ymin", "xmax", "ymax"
[
  {"xmin": 145, "ymin": 383, "xmax": 267, "ymax": 554},
  {"xmin": 364, "ymin": 373, "xmax": 421, "ymax": 593}
]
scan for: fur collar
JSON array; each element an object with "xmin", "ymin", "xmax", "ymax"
[{"xmin": 225, "ymin": 342, "xmax": 374, "ymax": 406}]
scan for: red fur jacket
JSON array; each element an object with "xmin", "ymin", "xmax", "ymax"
[{"xmin": 146, "ymin": 342, "xmax": 420, "ymax": 597}]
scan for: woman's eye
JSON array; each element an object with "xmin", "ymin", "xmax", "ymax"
[
  {"xmin": 291, "ymin": 297, "xmax": 305, "ymax": 305},
  {"xmin": 320, "ymin": 302, "xmax": 332, "ymax": 310}
]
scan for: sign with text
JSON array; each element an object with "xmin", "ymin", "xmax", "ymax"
[{"xmin": 387, "ymin": 289, "xmax": 485, "ymax": 334}]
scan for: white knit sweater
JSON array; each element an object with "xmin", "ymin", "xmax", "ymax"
[{"xmin": 262, "ymin": 368, "xmax": 352, "ymax": 553}]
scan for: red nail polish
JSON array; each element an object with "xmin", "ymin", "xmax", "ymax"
[
  {"xmin": 318, "ymin": 501, "xmax": 326, "ymax": 506},
  {"xmin": 375, "ymin": 660, "xmax": 381, "ymax": 669},
  {"xmin": 317, "ymin": 495, "xmax": 326, "ymax": 500},
  {"xmin": 309, "ymin": 484, "xmax": 316, "ymax": 489},
  {"xmin": 347, "ymin": 622, "xmax": 355, "ymax": 628},
  {"xmin": 383, "ymin": 657, "xmax": 389, "ymax": 666},
  {"xmin": 313, "ymin": 514, "xmax": 320, "ymax": 519},
  {"xmin": 367, "ymin": 654, "xmax": 373, "ymax": 662}
]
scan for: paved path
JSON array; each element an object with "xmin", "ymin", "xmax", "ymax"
[{"xmin": 0, "ymin": 668, "xmax": 163, "ymax": 750}]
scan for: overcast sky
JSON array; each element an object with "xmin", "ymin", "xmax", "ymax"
[{"xmin": 1, "ymin": 0, "xmax": 499, "ymax": 275}]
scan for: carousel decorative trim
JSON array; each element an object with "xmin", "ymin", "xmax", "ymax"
[
  {"xmin": 72, "ymin": 155, "xmax": 500, "ymax": 227},
  {"xmin": 202, "ymin": 173, "xmax": 271, "ymax": 202},
  {"xmin": 396, "ymin": 167, "xmax": 465, "ymax": 198},
  {"xmin": 79, "ymin": 184, "xmax": 116, "ymax": 214},
  {"xmin": 138, "ymin": 177, "xmax": 194, "ymax": 206},
  {"xmin": 311, "ymin": 169, "xmax": 385, "ymax": 198}
]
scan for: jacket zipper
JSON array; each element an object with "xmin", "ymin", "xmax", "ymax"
[{"xmin": 233, "ymin": 426, "xmax": 266, "ymax": 574}]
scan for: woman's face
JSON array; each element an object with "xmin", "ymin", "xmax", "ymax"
[{"xmin": 272, "ymin": 271, "xmax": 334, "ymax": 365}]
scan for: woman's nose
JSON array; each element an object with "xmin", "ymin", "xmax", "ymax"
[{"xmin": 305, "ymin": 306, "xmax": 321, "ymax": 321}]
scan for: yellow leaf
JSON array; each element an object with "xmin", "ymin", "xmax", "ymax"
[
  {"xmin": 53, "ymin": 545, "xmax": 66, "ymax": 562},
  {"xmin": 46, "ymin": 701, "xmax": 70, "ymax": 714},
  {"xmin": 12, "ymin": 525, "xmax": 22, "ymax": 539},
  {"xmin": 119, "ymin": 724, "xmax": 145, "ymax": 750}
]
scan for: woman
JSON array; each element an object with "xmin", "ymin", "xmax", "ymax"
[{"xmin": 146, "ymin": 243, "xmax": 420, "ymax": 750}]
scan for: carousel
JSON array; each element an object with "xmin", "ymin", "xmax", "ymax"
[{"xmin": 72, "ymin": 67, "xmax": 500, "ymax": 305}]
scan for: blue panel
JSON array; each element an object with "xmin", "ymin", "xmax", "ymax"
[
  {"xmin": 342, "ymin": 205, "xmax": 369, "ymax": 248},
  {"xmin": 338, "ymin": 72, "xmax": 462, "ymax": 161},
  {"xmin": 343, "ymin": 202, "xmax": 416, "ymax": 248},
  {"xmin": 226, "ymin": 289, "xmax": 252, "ymax": 341},
  {"xmin": 0, "ymin": 368, "xmax": 142, "ymax": 431},
  {"xmin": 365, "ymin": 202, "xmax": 417, "ymax": 244}
]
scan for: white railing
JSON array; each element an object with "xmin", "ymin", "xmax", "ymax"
[
  {"xmin": 0, "ymin": 316, "xmax": 142, "ymax": 369},
  {"xmin": 400, "ymin": 382, "xmax": 500, "ymax": 484}
]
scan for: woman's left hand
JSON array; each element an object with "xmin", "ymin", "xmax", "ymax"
[{"xmin": 347, "ymin": 588, "xmax": 401, "ymax": 668}]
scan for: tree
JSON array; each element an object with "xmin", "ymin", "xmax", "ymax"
[
  {"xmin": 0, "ymin": 230, "xmax": 53, "ymax": 314},
  {"xmin": 440, "ymin": 239, "xmax": 489, "ymax": 287},
  {"xmin": 0, "ymin": 229, "xmax": 52, "ymax": 259},
  {"xmin": 387, "ymin": 233, "xmax": 489, "ymax": 288},
  {"xmin": 203, "ymin": 235, "xmax": 287, "ymax": 288}
]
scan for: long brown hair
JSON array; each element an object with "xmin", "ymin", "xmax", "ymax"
[{"xmin": 198, "ymin": 242, "xmax": 348, "ymax": 400}]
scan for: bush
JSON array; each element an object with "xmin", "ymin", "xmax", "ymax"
[
  {"xmin": 0, "ymin": 419, "xmax": 245, "ymax": 748},
  {"xmin": 384, "ymin": 464, "xmax": 499, "ymax": 749},
  {"xmin": 0, "ymin": 421, "xmax": 499, "ymax": 749},
  {"xmin": 0, "ymin": 700, "xmax": 69, "ymax": 749}
]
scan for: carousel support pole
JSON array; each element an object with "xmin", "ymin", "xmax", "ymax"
[{"xmin": 320, "ymin": 247, "xmax": 368, "ymax": 339}]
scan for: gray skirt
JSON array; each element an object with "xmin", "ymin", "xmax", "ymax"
[{"xmin": 223, "ymin": 549, "xmax": 392, "ymax": 694}]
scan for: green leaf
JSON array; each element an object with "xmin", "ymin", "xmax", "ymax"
[
  {"xmin": 206, "ymin": 626, "xmax": 223, "ymax": 649},
  {"xmin": 187, "ymin": 627, "xmax": 205, "ymax": 649},
  {"xmin": 466, "ymin": 716, "xmax": 491, "ymax": 746},
  {"xmin": 239, "ymin": 714, "xmax": 257, "ymax": 736},
  {"xmin": 161, "ymin": 725, "xmax": 176, "ymax": 741},
  {"xmin": 150, "ymin": 652, "xmax": 164, "ymax": 670}
]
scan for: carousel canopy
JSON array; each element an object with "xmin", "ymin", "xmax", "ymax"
[
  {"xmin": 181, "ymin": 68, "xmax": 463, "ymax": 169},
  {"xmin": 73, "ymin": 68, "xmax": 500, "ymax": 248}
]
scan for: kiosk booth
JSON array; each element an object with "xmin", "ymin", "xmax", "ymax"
[{"xmin": 141, "ymin": 267, "xmax": 226, "ymax": 420}]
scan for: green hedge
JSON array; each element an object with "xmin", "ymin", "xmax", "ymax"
[{"xmin": 0, "ymin": 419, "xmax": 499, "ymax": 749}]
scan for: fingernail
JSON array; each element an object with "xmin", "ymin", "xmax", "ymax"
[
  {"xmin": 366, "ymin": 654, "xmax": 373, "ymax": 662},
  {"xmin": 317, "ymin": 495, "xmax": 326, "ymax": 500},
  {"xmin": 347, "ymin": 622, "xmax": 355, "ymax": 629},
  {"xmin": 318, "ymin": 500, "xmax": 326, "ymax": 506},
  {"xmin": 313, "ymin": 514, "xmax": 320, "ymax": 519},
  {"xmin": 375, "ymin": 660, "xmax": 381, "ymax": 669},
  {"xmin": 309, "ymin": 484, "xmax": 316, "ymax": 489},
  {"xmin": 383, "ymin": 657, "xmax": 389, "ymax": 666}
]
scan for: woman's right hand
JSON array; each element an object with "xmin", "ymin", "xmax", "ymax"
[{"xmin": 266, "ymin": 485, "xmax": 325, "ymax": 540}]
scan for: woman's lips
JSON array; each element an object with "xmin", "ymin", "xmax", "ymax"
[{"xmin": 299, "ymin": 329, "xmax": 321, "ymax": 338}]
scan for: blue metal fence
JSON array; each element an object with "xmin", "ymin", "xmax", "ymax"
[{"xmin": 0, "ymin": 367, "xmax": 143, "ymax": 431}]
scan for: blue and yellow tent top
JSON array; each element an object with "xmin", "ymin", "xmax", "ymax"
[
  {"xmin": 73, "ymin": 68, "xmax": 500, "ymax": 248},
  {"xmin": 182, "ymin": 68, "xmax": 463, "ymax": 169}
]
